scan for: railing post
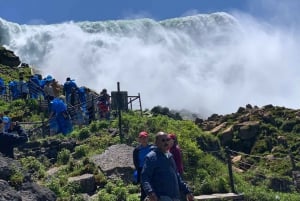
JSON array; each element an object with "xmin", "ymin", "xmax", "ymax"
[
  {"xmin": 117, "ymin": 82, "xmax": 123, "ymax": 143},
  {"xmin": 225, "ymin": 146, "xmax": 236, "ymax": 193},
  {"xmin": 138, "ymin": 92, "xmax": 142, "ymax": 116}
]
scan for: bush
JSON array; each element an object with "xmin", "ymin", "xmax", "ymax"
[
  {"xmin": 73, "ymin": 144, "xmax": 89, "ymax": 159},
  {"xmin": 20, "ymin": 156, "xmax": 46, "ymax": 180},
  {"xmin": 280, "ymin": 120, "xmax": 297, "ymax": 132},
  {"xmin": 9, "ymin": 169, "xmax": 24, "ymax": 188},
  {"xmin": 78, "ymin": 127, "xmax": 91, "ymax": 140},
  {"xmin": 57, "ymin": 149, "xmax": 71, "ymax": 165},
  {"xmin": 97, "ymin": 189, "xmax": 117, "ymax": 201}
]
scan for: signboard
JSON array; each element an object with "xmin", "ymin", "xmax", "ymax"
[{"xmin": 111, "ymin": 91, "xmax": 128, "ymax": 110}]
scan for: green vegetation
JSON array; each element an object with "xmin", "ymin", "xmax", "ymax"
[{"xmin": 1, "ymin": 64, "xmax": 300, "ymax": 200}]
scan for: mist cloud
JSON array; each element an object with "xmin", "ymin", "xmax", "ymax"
[{"xmin": 2, "ymin": 1, "xmax": 300, "ymax": 118}]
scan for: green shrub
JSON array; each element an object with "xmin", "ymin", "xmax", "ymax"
[
  {"xmin": 78, "ymin": 127, "xmax": 91, "ymax": 140},
  {"xmin": 104, "ymin": 181, "xmax": 115, "ymax": 194},
  {"xmin": 73, "ymin": 144, "xmax": 89, "ymax": 159},
  {"xmin": 126, "ymin": 194, "xmax": 139, "ymax": 201},
  {"xmin": 113, "ymin": 186, "xmax": 128, "ymax": 201},
  {"xmin": 20, "ymin": 156, "xmax": 46, "ymax": 180},
  {"xmin": 94, "ymin": 172, "xmax": 107, "ymax": 187},
  {"xmin": 46, "ymin": 178, "xmax": 61, "ymax": 195},
  {"xmin": 280, "ymin": 120, "xmax": 297, "ymax": 132},
  {"xmin": 57, "ymin": 149, "xmax": 71, "ymax": 165},
  {"xmin": 9, "ymin": 169, "xmax": 24, "ymax": 188},
  {"xmin": 97, "ymin": 120, "xmax": 110, "ymax": 129},
  {"xmin": 97, "ymin": 189, "xmax": 117, "ymax": 201},
  {"xmin": 89, "ymin": 121, "xmax": 99, "ymax": 132}
]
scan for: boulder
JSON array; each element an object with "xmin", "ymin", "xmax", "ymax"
[
  {"xmin": 91, "ymin": 144, "xmax": 134, "ymax": 183},
  {"xmin": 0, "ymin": 155, "xmax": 56, "ymax": 201},
  {"xmin": 219, "ymin": 125, "xmax": 234, "ymax": 145},
  {"xmin": 0, "ymin": 46, "xmax": 21, "ymax": 67},
  {"xmin": 68, "ymin": 174, "xmax": 95, "ymax": 194},
  {"xmin": 0, "ymin": 179, "xmax": 21, "ymax": 201},
  {"xmin": 237, "ymin": 121, "xmax": 260, "ymax": 140},
  {"xmin": 210, "ymin": 122, "xmax": 227, "ymax": 135}
]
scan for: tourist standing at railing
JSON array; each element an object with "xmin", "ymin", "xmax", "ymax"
[
  {"xmin": 0, "ymin": 77, "xmax": 6, "ymax": 96},
  {"xmin": 9, "ymin": 80, "xmax": 19, "ymax": 100},
  {"xmin": 97, "ymin": 88, "xmax": 110, "ymax": 120},
  {"xmin": 28, "ymin": 75, "xmax": 42, "ymax": 99},
  {"xmin": 86, "ymin": 88, "xmax": 97, "ymax": 124},
  {"xmin": 63, "ymin": 77, "xmax": 78, "ymax": 105},
  {"xmin": 51, "ymin": 79, "xmax": 60, "ymax": 97},
  {"xmin": 44, "ymin": 80, "xmax": 55, "ymax": 102},
  {"xmin": 18, "ymin": 76, "xmax": 29, "ymax": 100},
  {"xmin": 49, "ymin": 96, "xmax": 73, "ymax": 135}
]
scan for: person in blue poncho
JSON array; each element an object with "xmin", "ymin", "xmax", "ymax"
[
  {"xmin": 63, "ymin": 77, "xmax": 78, "ymax": 105},
  {"xmin": 2, "ymin": 114, "xmax": 11, "ymax": 133},
  {"xmin": 0, "ymin": 77, "xmax": 6, "ymax": 95},
  {"xmin": 49, "ymin": 96, "xmax": 73, "ymax": 135},
  {"xmin": 8, "ymin": 80, "xmax": 19, "ymax": 100},
  {"xmin": 28, "ymin": 75, "xmax": 42, "ymax": 99}
]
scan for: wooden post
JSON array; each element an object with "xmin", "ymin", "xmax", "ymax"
[
  {"xmin": 138, "ymin": 92, "xmax": 142, "ymax": 116},
  {"xmin": 225, "ymin": 147, "xmax": 236, "ymax": 193},
  {"xmin": 117, "ymin": 82, "xmax": 123, "ymax": 143},
  {"xmin": 130, "ymin": 97, "xmax": 133, "ymax": 110}
]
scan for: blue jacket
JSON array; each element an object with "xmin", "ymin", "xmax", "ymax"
[
  {"xmin": 141, "ymin": 146, "xmax": 191, "ymax": 199},
  {"xmin": 133, "ymin": 144, "xmax": 152, "ymax": 182}
]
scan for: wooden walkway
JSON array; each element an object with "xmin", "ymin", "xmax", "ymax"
[{"xmin": 194, "ymin": 193, "xmax": 244, "ymax": 201}]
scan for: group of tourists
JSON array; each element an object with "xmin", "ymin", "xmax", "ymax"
[
  {"xmin": 0, "ymin": 73, "xmax": 112, "ymax": 135},
  {"xmin": 133, "ymin": 131, "xmax": 194, "ymax": 201}
]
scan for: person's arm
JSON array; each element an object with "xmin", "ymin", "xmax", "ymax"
[
  {"xmin": 133, "ymin": 147, "xmax": 139, "ymax": 170},
  {"xmin": 4, "ymin": 132, "xmax": 28, "ymax": 146},
  {"xmin": 141, "ymin": 155, "xmax": 156, "ymax": 197},
  {"xmin": 177, "ymin": 172, "xmax": 194, "ymax": 200}
]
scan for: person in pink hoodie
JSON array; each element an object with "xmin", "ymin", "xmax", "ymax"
[{"xmin": 168, "ymin": 133, "xmax": 184, "ymax": 176}]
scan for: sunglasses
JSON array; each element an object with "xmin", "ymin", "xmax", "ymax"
[{"xmin": 161, "ymin": 138, "xmax": 170, "ymax": 142}]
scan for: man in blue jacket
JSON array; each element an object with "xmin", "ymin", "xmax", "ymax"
[{"xmin": 141, "ymin": 131, "xmax": 194, "ymax": 201}]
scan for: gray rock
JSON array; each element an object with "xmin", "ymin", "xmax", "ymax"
[{"xmin": 91, "ymin": 144, "xmax": 135, "ymax": 183}]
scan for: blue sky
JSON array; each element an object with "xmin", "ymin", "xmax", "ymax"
[{"xmin": 0, "ymin": 0, "xmax": 258, "ymax": 24}]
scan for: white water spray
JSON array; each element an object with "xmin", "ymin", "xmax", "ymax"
[{"xmin": 1, "ymin": 11, "xmax": 300, "ymax": 118}]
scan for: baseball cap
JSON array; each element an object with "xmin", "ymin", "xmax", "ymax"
[
  {"xmin": 139, "ymin": 131, "xmax": 148, "ymax": 138},
  {"xmin": 168, "ymin": 133, "xmax": 176, "ymax": 140}
]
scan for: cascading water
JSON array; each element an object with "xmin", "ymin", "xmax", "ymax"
[{"xmin": 1, "ymin": 12, "xmax": 299, "ymax": 118}]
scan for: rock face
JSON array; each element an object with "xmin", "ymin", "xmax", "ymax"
[
  {"xmin": 0, "ymin": 46, "xmax": 21, "ymax": 67},
  {"xmin": 91, "ymin": 144, "xmax": 135, "ymax": 183},
  {"xmin": 196, "ymin": 104, "xmax": 300, "ymax": 154},
  {"xmin": 68, "ymin": 174, "xmax": 95, "ymax": 194},
  {"xmin": 0, "ymin": 155, "xmax": 56, "ymax": 201}
]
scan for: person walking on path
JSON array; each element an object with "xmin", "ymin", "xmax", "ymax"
[
  {"xmin": 133, "ymin": 131, "xmax": 152, "ymax": 201},
  {"xmin": 141, "ymin": 131, "xmax": 194, "ymax": 201},
  {"xmin": 168, "ymin": 133, "xmax": 184, "ymax": 176}
]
